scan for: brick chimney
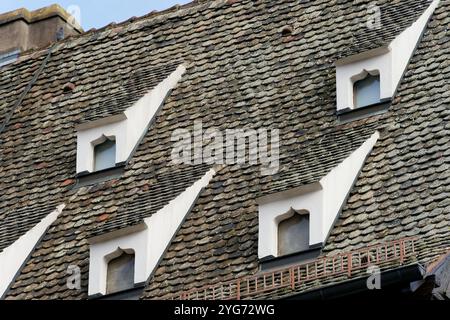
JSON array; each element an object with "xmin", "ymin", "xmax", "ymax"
[{"xmin": 0, "ymin": 4, "xmax": 83, "ymax": 65}]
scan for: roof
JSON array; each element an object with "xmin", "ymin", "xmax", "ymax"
[
  {"xmin": 340, "ymin": 0, "xmax": 433, "ymax": 58},
  {"xmin": 0, "ymin": 0, "xmax": 448, "ymax": 300},
  {"xmin": 0, "ymin": 204, "xmax": 57, "ymax": 252},
  {"xmin": 82, "ymin": 61, "xmax": 180, "ymax": 123},
  {"xmin": 91, "ymin": 163, "xmax": 211, "ymax": 237}
]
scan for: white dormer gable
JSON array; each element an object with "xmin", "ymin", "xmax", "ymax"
[
  {"xmin": 76, "ymin": 65, "xmax": 186, "ymax": 174},
  {"xmin": 336, "ymin": 0, "xmax": 440, "ymax": 112},
  {"xmin": 257, "ymin": 132, "xmax": 379, "ymax": 259},
  {"xmin": 88, "ymin": 167, "xmax": 216, "ymax": 296},
  {"xmin": 0, "ymin": 204, "xmax": 65, "ymax": 298}
]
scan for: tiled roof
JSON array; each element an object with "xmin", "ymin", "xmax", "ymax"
[
  {"xmin": 0, "ymin": 204, "xmax": 57, "ymax": 252},
  {"xmin": 340, "ymin": 0, "xmax": 433, "ymax": 58},
  {"xmin": 82, "ymin": 61, "xmax": 180, "ymax": 123},
  {"xmin": 259, "ymin": 123, "xmax": 378, "ymax": 197},
  {"xmin": 91, "ymin": 163, "xmax": 211, "ymax": 237},
  {"xmin": 0, "ymin": 0, "xmax": 448, "ymax": 300}
]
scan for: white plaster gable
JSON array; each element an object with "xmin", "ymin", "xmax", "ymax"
[
  {"xmin": 320, "ymin": 131, "xmax": 380, "ymax": 241},
  {"xmin": 389, "ymin": 0, "xmax": 440, "ymax": 94},
  {"xmin": 0, "ymin": 204, "xmax": 65, "ymax": 298},
  {"xmin": 257, "ymin": 132, "xmax": 380, "ymax": 259},
  {"xmin": 258, "ymin": 184, "xmax": 323, "ymax": 259},
  {"xmin": 336, "ymin": 54, "xmax": 391, "ymax": 111},
  {"xmin": 76, "ymin": 65, "xmax": 186, "ymax": 174},
  {"xmin": 336, "ymin": 0, "xmax": 440, "ymax": 111},
  {"xmin": 88, "ymin": 167, "xmax": 217, "ymax": 296},
  {"xmin": 88, "ymin": 225, "xmax": 148, "ymax": 296}
]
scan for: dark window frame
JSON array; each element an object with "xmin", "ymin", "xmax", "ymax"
[
  {"xmin": 93, "ymin": 136, "xmax": 117, "ymax": 172},
  {"xmin": 105, "ymin": 248, "xmax": 136, "ymax": 295},
  {"xmin": 352, "ymin": 71, "xmax": 381, "ymax": 109},
  {"xmin": 277, "ymin": 210, "xmax": 310, "ymax": 257}
]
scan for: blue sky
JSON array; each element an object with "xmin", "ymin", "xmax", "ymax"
[{"xmin": 0, "ymin": 0, "xmax": 192, "ymax": 30}]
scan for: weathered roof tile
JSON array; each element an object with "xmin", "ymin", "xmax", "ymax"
[{"xmin": 1, "ymin": 0, "xmax": 448, "ymax": 300}]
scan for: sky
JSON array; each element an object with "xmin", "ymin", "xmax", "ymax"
[{"xmin": 0, "ymin": 0, "xmax": 192, "ymax": 30}]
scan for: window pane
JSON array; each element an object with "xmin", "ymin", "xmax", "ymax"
[
  {"xmin": 353, "ymin": 74, "xmax": 380, "ymax": 108},
  {"xmin": 278, "ymin": 214, "xmax": 309, "ymax": 256},
  {"xmin": 94, "ymin": 139, "xmax": 116, "ymax": 171},
  {"xmin": 106, "ymin": 252, "xmax": 135, "ymax": 294}
]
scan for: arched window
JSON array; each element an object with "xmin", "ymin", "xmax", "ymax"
[
  {"xmin": 353, "ymin": 72, "xmax": 381, "ymax": 108},
  {"xmin": 278, "ymin": 210, "xmax": 310, "ymax": 256},
  {"xmin": 106, "ymin": 249, "xmax": 135, "ymax": 294},
  {"xmin": 94, "ymin": 137, "xmax": 116, "ymax": 171}
]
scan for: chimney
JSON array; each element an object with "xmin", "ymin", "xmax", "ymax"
[{"xmin": 0, "ymin": 4, "xmax": 83, "ymax": 66}]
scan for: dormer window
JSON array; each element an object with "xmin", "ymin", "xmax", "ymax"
[
  {"xmin": 257, "ymin": 132, "xmax": 380, "ymax": 269},
  {"xmin": 278, "ymin": 209, "xmax": 310, "ymax": 256},
  {"xmin": 335, "ymin": 0, "xmax": 439, "ymax": 115},
  {"xmin": 75, "ymin": 65, "xmax": 187, "ymax": 178},
  {"xmin": 87, "ymin": 167, "xmax": 217, "ymax": 298},
  {"xmin": 106, "ymin": 249, "xmax": 135, "ymax": 294},
  {"xmin": 353, "ymin": 72, "xmax": 380, "ymax": 108},
  {"xmin": 93, "ymin": 137, "xmax": 116, "ymax": 172},
  {"xmin": 336, "ymin": 57, "xmax": 389, "ymax": 114}
]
